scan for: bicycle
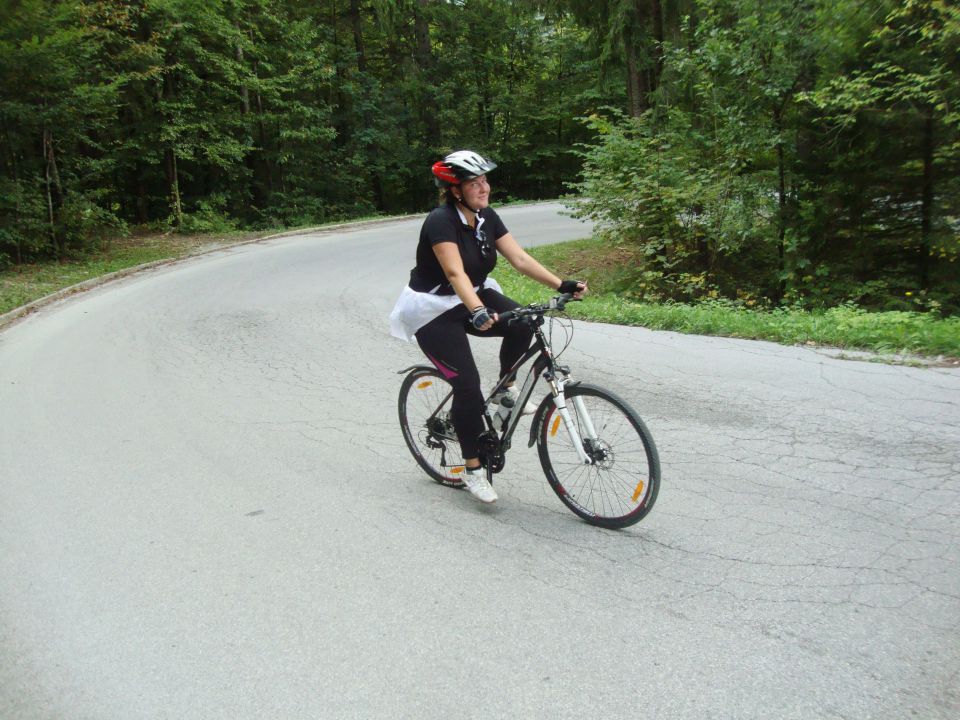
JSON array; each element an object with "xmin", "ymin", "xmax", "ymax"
[{"xmin": 397, "ymin": 293, "xmax": 660, "ymax": 529}]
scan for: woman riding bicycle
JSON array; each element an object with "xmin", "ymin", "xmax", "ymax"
[{"xmin": 390, "ymin": 150, "xmax": 586, "ymax": 504}]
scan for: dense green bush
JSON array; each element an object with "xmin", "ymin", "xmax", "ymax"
[
  {"xmin": 569, "ymin": 0, "xmax": 959, "ymax": 314},
  {"xmin": 176, "ymin": 195, "xmax": 237, "ymax": 235}
]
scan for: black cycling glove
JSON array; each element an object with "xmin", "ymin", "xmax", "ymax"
[
  {"xmin": 469, "ymin": 306, "xmax": 494, "ymax": 330},
  {"xmin": 558, "ymin": 279, "xmax": 584, "ymax": 295}
]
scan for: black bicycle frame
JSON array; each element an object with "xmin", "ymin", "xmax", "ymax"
[
  {"xmin": 483, "ymin": 321, "xmax": 568, "ymax": 449},
  {"xmin": 403, "ymin": 317, "xmax": 573, "ymax": 457}
]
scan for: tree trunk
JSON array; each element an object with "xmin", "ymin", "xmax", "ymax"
[
  {"xmin": 45, "ymin": 157, "xmax": 57, "ymax": 253},
  {"xmin": 135, "ymin": 164, "xmax": 149, "ymax": 224},
  {"xmin": 649, "ymin": 0, "xmax": 665, "ymax": 91},
  {"xmin": 350, "ymin": 0, "xmax": 366, "ymax": 73},
  {"xmin": 350, "ymin": 0, "xmax": 385, "ymax": 211},
  {"xmin": 3, "ymin": 119, "xmax": 24, "ymax": 265},
  {"xmin": 42, "ymin": 126, "xmax": 63, "ymax": 256},
  {"xmin": 626, "ymin": 43, "xmax": 644, "ymax": 117},
  {"xmin": 414, "ymin": 0, "xmax": 432, "ymax": 63},
  {"xmin": 238, "ymin": 30, "xmax": 270, "ymax": 214},
  {"xmin": 476, "ymin": 75, "xmax": 494, "ymax": 137},
  {"xmin": 919, "ymin": 111, "xmax": 933, "ymax": 291},
  {"xmin": 625, "ymin": 0, "xmax": 652, "ymax": 117},
  {"xmin": 255, "ymin": 80, "xmax": 273, "ymax": 194},
  {"xmin": 414, "ymin": 0, "xmax": 441, "ymax": 141},
  {"xmin": 10, "ymin": 157, "xmax": 22, "ymax": 267},
  {"xmin": 772, "ymin": 107, "xmax": 788, "ymax": 304},
  {"xmin": 331, "ymin": 0, "xmax": 348, "ymax": 151},
  {"xmin": 235, "ymin": 26, "xmax": 251, "ymax": 115},
  {"xmin": 159, "ymin": 61, "xmax": 183, "ymax": 226},
  {"xmin": 165, "ymin": 148, "xmax": 183, "ymax": 227}
]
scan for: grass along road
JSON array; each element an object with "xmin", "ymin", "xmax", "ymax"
[
  {"xmin": 497, "ymin": 239, "xmax": 960, "ymax": 363},
  {"xmin": 0, "ymin": 230, "xmax": 268, "ymax": 317}
]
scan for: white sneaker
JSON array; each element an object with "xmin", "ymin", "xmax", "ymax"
[
  {"xmin": 492, "ymin": 385, "xmax": 536, "ymax": 415},
  {"xmin": 461, "ymin": 467, "xmax": 497, "ymax": 503}
]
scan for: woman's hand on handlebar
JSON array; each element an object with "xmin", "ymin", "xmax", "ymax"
[
  {"xmin": 469, "ymin": 305, "xmax": 498, "ymax": 331},
  {"xmin": 558, "ymin": 279, "xmax": 588, "ymax": 299}
]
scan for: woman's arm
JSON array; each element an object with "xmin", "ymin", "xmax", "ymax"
[{"xmin": 495, "ymin": 233, "xmax": 587, "ymax": 297}]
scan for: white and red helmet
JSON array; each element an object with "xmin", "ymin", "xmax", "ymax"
[{"xmin": 431, "ymin": 150, "xmax": 497, "ymax": 186}]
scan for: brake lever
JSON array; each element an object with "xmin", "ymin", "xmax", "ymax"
[{"xmin": 549, "ymin": 293, "xmax": 576, "ymax": 310}]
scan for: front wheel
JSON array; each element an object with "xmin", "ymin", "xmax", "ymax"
[
  {"xmin": 537, "ymin": 384, "xmax": 660, "ymax": 529},
  {"xmin": 398, "ymin": 367, "xmax": 465, "ymax": 487}
]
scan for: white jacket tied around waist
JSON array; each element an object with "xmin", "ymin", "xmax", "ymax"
[{"xmin": 389, "ymin": 277, "xmax": 503, "ymax": 342}]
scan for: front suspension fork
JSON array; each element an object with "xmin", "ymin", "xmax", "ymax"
[{"xmin": 548, "ymin": 374, "xmax": 597, "ymax": 465}]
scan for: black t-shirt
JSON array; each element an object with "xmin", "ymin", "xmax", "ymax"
[{"xmin": 408, "ymin": 203, "xmax": 509, "ymax": 294}]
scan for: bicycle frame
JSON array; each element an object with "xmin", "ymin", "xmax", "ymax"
[
  {"xmin": 398, "ymin": 309, "xmax": 601, "ymax": 471},
  {"xmin": 485, "ymin": 318, "xmax": 596, "ymax": 467}
]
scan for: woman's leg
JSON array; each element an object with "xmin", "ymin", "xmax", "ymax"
[
  {"xmin": 474, "ymin": 289, "xmax": 534, "ymax": 381},
  {"xmin": 415, "ymin": 307, "xmax": 485, "ymax": 467}
]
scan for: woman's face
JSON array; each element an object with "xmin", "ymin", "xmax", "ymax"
[{"xmin": 457, "ymin": 175, "xmax": 490, "ymax": 210}]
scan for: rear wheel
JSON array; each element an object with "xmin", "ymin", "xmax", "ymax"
[
  {"xmin": 537, "ymin": 384, "xmax": 660, "ymax": 528},
  {"xmin": 398, "ymin": 368, "xmax": 465, "ymax": 487}
]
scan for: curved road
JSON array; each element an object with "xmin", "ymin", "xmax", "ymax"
[{"xmin": 1, "ymin": 203, "xmax": 958, "ymax": 719}]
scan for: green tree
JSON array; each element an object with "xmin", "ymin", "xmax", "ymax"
[
  {"xmin": 0, "ymin": 0, "xmax": 122, "ymax": 263},
  {"xmin": 543, "ymin": 0, "xmax": 697, "ymax": 116},
  {"xmin": 574, "ymin": 0, "xmax": 823, "ymax": 303},
  {"xmin": 805, "ymin": 0, "xmax": 960, "ymax": 303}
]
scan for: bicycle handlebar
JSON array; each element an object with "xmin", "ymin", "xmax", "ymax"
[{"xmin": 497, "ymin": 293, "xmax": 579, "ymax": 325}]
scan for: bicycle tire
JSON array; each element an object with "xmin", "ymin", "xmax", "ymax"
[
  {"xmin": 537, "ymin": 383, "xmax": 660, "ymax": 528},
  {"xmin": 398, "ymin": 367, "xmax": 465, "ymax": 487}
]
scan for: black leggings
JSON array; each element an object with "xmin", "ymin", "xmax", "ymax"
[{"xmin": 415, "ymin": 288, "xmax": 534, "ymax": 459}]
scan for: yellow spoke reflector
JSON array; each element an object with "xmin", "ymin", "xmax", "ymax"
[
  {"xmin": 631, "ymin": 480, "xmax": 646, "ymax": 503},
  {"xmin": 451, "ymin": 466, "xmax": 465, "ymax": 474},
  {"xmin": 550, "ymin": 416, "xmax": 562, "ymax": 437},
  {"xmin": 416, "ymin": 381, "xmax": 434, "ymax": 389}
]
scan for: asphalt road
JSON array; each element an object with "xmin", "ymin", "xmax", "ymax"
[{"xmin": 1, "ymin": 202, "xmax": 958, "ymax": 719}]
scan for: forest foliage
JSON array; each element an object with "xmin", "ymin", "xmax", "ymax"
[{"xmin": 1, "ymin": 0, "xmax": 957, "ymax": 312}]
